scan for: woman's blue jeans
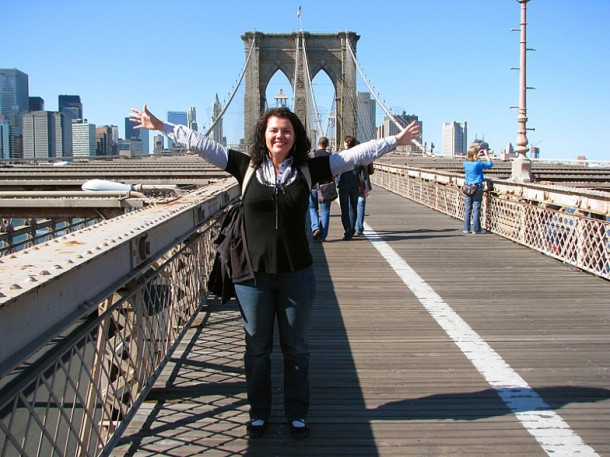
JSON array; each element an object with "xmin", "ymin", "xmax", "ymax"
[
  {"xmin": 464, "ymin": 187, "xmax": 484, "ymax": 232},
  {"xmin": 234, "ymin": 265, "xmax": 316, "ymax": 423}
]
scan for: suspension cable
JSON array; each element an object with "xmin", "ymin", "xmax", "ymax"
[
  {"xmin": 292, "ymin": 34, "xmax": 300, "ymax": 109},
  {"xmin": 301, "ymin": 38, "xmax": 325, "ymax": 139},
  {"xmin": 205, "ymin": 38, "xmax": 256, "ymax": 137},
  {"xmin": 345, "ymin": 40, "xmax": 429, "ymax": 155}
]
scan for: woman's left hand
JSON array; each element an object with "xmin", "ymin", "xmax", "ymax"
[
  {"xmin": 395, "ymin": 120, "xmax": 421, "ymax": 146},
  {"xmin": 129, "ymin": 104, "xmax": 163, "ymax": 131}
]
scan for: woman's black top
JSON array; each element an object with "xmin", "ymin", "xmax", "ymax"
[{"xmin": 225, "ymin": 149, "xmax": 332, "ymax": 274}]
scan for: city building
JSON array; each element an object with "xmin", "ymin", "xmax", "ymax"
[
  {"xmin": 188, "ymin": 106, "xmax": 198, "ymax": 131},
  {"xmin": 95, "ymin": 126, "xmax": 114, "ymax": 156},
  {"xmin": 111, "ymin": 125, "xmax": 119, "ymax": 148},
  {"xmin": 22, "ymin": 111, "xmax": 62, "ymax": 159},
  {"xmin": 22, "ymin": 111, "xmax": 71, "ymax": 159},
  {"xmin": 211, "ymin": 96, "xmax": 225, "ymax": 146},
  {"xmin": 381, "ymin": 112, "xmax": 420, "ymax": 137},
  {"xmin": 0, "ymin": 116, "xmax": 21, "ymax": 159},
  {"xmin": 72, "ymin": 120, "xmax": 96, "ymax": 157},
  {"xmin": 357, "ymin": 92, "xmax": 376, "ymax": 142},
  {"xmin": 377, "ymin": 112, "xmax": 422, "ymax": 153},
  {"xmin": 29, "ymin": 96, "xmax": 44, "ymax": 111},
  {"xmin": 0, "ymin": 69, "xmax": 29, "ymax": 129},
  {"xmin": 153, "ymin": 134, "xmax": 164, "ymax": 153},
  {"xmin": 530, "ymin": 146, "xmax": 540, "ymax": 159},
  {"xmin": 442, "ymin": 121, "xmax": 467, "ymax": 156},
  {"xmin": 58, "ymin": 95, "xmax": 83, "ymax": 122},
  {"xmin": 124, "ymin": 117, "xmax": 149, "ymax": 155},
  {"xmin": 56, "ymin": 112, "xmax": 72, "ymax": 157},
  {"xmin": 167, "ymin": 111, "xmax": 187, "ymax": 148},
  {"xmin": 117, "ymin": 138, "xmax": 143, "ymax": 157}
]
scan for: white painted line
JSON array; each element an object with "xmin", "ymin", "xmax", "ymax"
[{"xmin": 362, "ymin": 222, "xmax": 600, "ymax": 457}]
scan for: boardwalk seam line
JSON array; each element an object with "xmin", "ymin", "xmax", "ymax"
[{"xmin": 362, "ymin": 222, "xmax": 600, "ymax": 457}]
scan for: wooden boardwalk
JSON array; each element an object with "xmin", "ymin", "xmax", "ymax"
[{"xmin": 112, "ymin": 187, "xmax": 610, "ymax": 457}]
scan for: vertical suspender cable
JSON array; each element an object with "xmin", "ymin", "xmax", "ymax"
[
  {"xmin": 301, "ymin": 38, "xmax": 325, "ymax": 139},
  {"xmin": 292, "ymin": 34, "xmax": 300, "ymax": 110}
]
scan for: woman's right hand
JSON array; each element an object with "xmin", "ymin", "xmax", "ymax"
[
  {"xmin": 129, "ymin": 104, "xmax": 163, "ymax": 131},
  {"xmin": 394, "ymin": 120, "xmax": 421, "ymax": 146}
]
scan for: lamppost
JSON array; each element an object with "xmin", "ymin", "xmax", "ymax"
[{"xmin": 511, "ymin": 0, "xmax": 534, "ymax": 182}]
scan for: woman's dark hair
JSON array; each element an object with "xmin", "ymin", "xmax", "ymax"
[{"xmin": 248, "ymin": 107, "xmax": 311, "ymax": 168}]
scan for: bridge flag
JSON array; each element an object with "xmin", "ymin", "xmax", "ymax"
[{"xmin": 297, "ymin": 6, "xmax": 301, "ymax": 18}]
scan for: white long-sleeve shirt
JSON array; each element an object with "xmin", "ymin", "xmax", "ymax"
[{"xmin": 162, "ymin": 122, "xmax": 398, "ymax": 183}]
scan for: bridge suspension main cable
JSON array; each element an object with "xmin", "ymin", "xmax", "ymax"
[
  {"xmin": 204, "ymin": 38, "xmax": 256, "ymax": 137},
  {"xmin": 346, "ymin": 40, "xmax": 430, "ymax": 155},
  {"xmin": 301, "ymin": 36, "xmax": 325, "ymax": 140}
]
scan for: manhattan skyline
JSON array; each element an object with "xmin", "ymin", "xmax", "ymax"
[{"xmin": 2, "ymin": 0, "xmax": 609, "ymax": 161}]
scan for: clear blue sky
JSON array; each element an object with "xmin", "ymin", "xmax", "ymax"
[{"xmin": 3, "ymin": 0, "xmax": 609, "ymax": 161}]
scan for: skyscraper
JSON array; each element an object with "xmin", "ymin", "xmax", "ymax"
[
  {"xmin": 55, "ymin": 112, "xmax": 72, "ymax": 157},
  {"xmin": 72, "ymin": 120, "xmax": 96, "ymax": 157},
  {"xmin": 0, "ymin": 69, "xmax": 29, "ymax": 128},
  {"xmin": 167, "ymin": 111, "xmax": 187, "ymax": 148},
  {"xmin": 96, "ymin": 126, "xmax": 114, "ymax": 156},
  {"xmin": 29, "ymin": 96, "xmax": 44, "ymax": 111},
  {"xmin": 442, "ymin": 121, "xmax": 467, "ymax": 156},
  {"xmin": 188, "ymin": 106, "xmax": 198, "ymax": 131},
  {"xmin": 0, "ymin": 118, "xmax": 16, "ymax": 159},
  {"xmin": 357, "ymin": 92, "xmax": 376, "ymax": 142},
  {"xmin": 153, "ymin": 134, "xmax": 164, "ymax": 153},
  {"xmin": 22, "ymin": 111, "xmax": 58, "ymax": 159},
  {"xmin": 58, "ymin": 95, "xmax": 83, "ymax": 121},
  {"xmin": 124, "ymin": 117, "xmax": 149, "ymax": 155},
  {"xmin": 211, "ymin": 96, "xmax": 224, "ymax": 145},
  {"xmin": 22, "ymin": 111, "xmax": 70, "ymax": 158}
]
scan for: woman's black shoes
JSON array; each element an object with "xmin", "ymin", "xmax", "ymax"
[
  {"xmin": 290, "ymin": 420, "xmax": 309, "ymax": 439},
  {"xmin": 246, "ymin": 420, "xmax": 267, "ymax": 439},
  {"xmin": 247, "ymin": 419, "xmax": 310, "ymax": 439}
]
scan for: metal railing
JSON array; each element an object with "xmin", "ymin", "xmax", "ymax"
[
  {"xmin": 0, "ymin": 218, "xmax": 98, "ymax": 256},
  {"xmin": 371, "ymin": 163, "xmax": 610, "ymax": 280},
  {"xmin": 0, "ymin": 181, "xmax": 238, "ymax": 456}
]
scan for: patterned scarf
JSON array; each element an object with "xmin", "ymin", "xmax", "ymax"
[{"xmin": 256, "ymin": 155, "xmax": 298, "ymax": 187}]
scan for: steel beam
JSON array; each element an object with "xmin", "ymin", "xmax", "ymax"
[{"xmin": 0, "ymin": 179, "xmax": 238, "ymax": 374}]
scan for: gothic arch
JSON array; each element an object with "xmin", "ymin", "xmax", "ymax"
[{"xmin": 242, "ymin": 31, "xmax": 359, "ymax": 146}]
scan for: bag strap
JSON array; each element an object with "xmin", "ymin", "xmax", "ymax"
[
  {"xmin": 241, "ymin": 162, "xmax": 256, "ymax": 199},
  {"xmin": 299, "ymin": 164, "xmax": 312, "ymax": 191},
  {"xmin": 241, "ymin": 160, "xmax": 311, "ymax": 199}
]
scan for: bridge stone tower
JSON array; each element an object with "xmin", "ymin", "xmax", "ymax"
[{"xmin": 242, "ymin": 31, "xmax": 360, "ymax": 147}]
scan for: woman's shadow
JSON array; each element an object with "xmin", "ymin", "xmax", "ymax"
[{"xmin": 370, "ymin": 386, "xmax": 610, "ymax": 421}]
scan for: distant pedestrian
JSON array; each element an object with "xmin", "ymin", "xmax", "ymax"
[
  {"xmin": 308, "ymin": 137, "xmax": 332, "ymax": 241},
  {"xmin": 462, "ymin": 143, "xmax": 493, "ymax": 234},
  {"xmin": 337, "ymin": 136, "xmax": 361, "ymax": 240},
  {"xmin": 354, "ymin": 164, "xmax": 372, "ymax": 236}
]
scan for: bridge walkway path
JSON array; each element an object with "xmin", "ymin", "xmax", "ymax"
[{"xmin": 112, "ymin": 186, "xmax": 610, "ymax": 457}]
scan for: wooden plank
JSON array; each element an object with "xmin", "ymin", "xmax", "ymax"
[{"xmin": 112, "ymin": 187, "xmax": 610, "ymax": 457}]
